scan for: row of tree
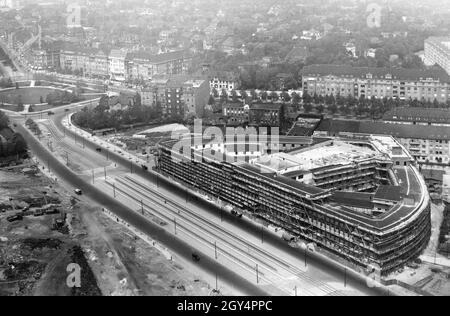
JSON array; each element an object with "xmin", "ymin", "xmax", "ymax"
[
  {"xmin": 45, "ymin": 90, "xmax": 81, "ymax": 106},
  {"xmin": 0, "ymin": 77, "xmax": 14, "ymax": 88},
  {"xmin": 0, "ymin": 111, "xmax": 27, "ymax": 158},
  {"xmin": 72, "ymin": 94, "xmax": 161, "ymax": 131},
  {"xmin": 25, "ymin": 118, "xmax": 42, "ymax": 137}
]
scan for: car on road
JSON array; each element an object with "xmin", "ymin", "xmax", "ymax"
[
  {"xmin": 7, "ymin": 214, "xmax": 23, "ymax": 222},
  {"xmin": 95, "ymin": 147, "xmax": 102, "ymax": 152},
  {"xmin": 192, "ymin": 253, "xmax": 201, "ymax": 262},
  {"xmin": 74, "ymin": 189, "xmax": 83, "ymax": 195},
  {"xmin": 231, "ymin": 210, "xmax": 243, "ymax": 218},
  {"xmin": 47, "ymin": 111, "xmax": 55, "ymax": 116}
]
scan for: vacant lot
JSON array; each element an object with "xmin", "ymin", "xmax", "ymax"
[{"xmin": 0, "ymin": 166, "xmax": 213, "ymax": 296}]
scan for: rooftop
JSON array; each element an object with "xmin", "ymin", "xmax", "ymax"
[
  {"xmin": 383, "ymin": 107, "xmax": 450, "ymax": 124},
  {"xmin": 317, "ymin": 118, "xmax": 450, "ymax": 141},
  {"xmin": 301, "ymin": 64, "xmax": 450, "ymax": 83},
  {"xmin": 374, "ymin": 185, "xmax": 404, "ymax": 203},
  {"xmin": 257, "ymin": 140, "xmax": 380, "ymax": 173}
]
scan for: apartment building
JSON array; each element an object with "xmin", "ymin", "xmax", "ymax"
[
  {"xmin": 127, "ymin": 50, "xmax": 191, "ymax": 82},
  {"xmin": 315, "ymin": 115, "xmax": 450, "ymax": 169},
  {"xmin": 209, "ymin": 71, "xmax": 240, "ymax": 94},
  {"xmin": 425, "ymin": 37, "xmax": 450, "ymax": 75},
  {"xmin": 140, "ymin": 75, "xmax": 208, "ymax": 118},
  {"xmin": 60, "ymin": 46, "xmax": 109, "ymax": 78},
  {"xmin": 109, "ymin": 49, "xmax": 128, "ymax": 82},
  {"xmin": 223, "ymin": 103, "xmax": 249, "ymax": 125},
  {"xmin": 157, "ymin": 134, "xmax": 430, "ymax": 275},
  {"xmin": 249, "ymin": 103, "xmax": 282, "ymax": 126},
  {"xmin": 182, "ymin": 79, "xmax": 210, "ymax": 117},
  {"xmin": 301, "ymin": 64, "xmax": 450, "ymax": 103}
]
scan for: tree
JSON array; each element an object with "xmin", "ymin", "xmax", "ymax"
[
  {"xmin": 208, "ymin": 95, "xmax": 215, "ymax": 106},
  {"xmin": 231, "ymin": 90, "xmax": 238, "ymax": 103},
  {"xmin": 292, "ymin": 92, "xmax": 301, "ymax": 105},
  {"xmin": 339, "ymin": 104, "xmax": 350, "ymax": 115},
  {"xmin": 281, "ymin": 92, "xmax": 291, "ymax": 102},
  {"xmin": 211, "ymin": 88, "xmax": 219, "ymax": 98},
  {"xmin": 134, "ymin": 93, "xmax": 142, "ymax": 107},
  {"xmin": 220, "ymin": 89, "xmax": 228, "ymax": 103},
  {"xmin": 329, "ymin": 103, "xmax": 338, "ymax": 114},
  {"xmin": 0, "ymin": 94, "xmax": 7, "ymax": 105},
  {"xmin": 302, "ymin": 92, "xmax": 312, "ymax": 104},
  {"xmin": 316, "ymin": 104, "xmax": 325, "ymax": 114},
  {"xmin": 260, "ymin": 91, "xmax": 268, "ymax": 101},
  {"xmin": 270, "ymin": 91, "xmax": 279, "ymax": 101},
  {"xmin": 46, "ymin": 93, "xmax": 54, "ymax": 105},
  {"xmin": 279, "ymin": 103, "xmax": 289, "ymax": 132},
  {"xmin": 11, "ymin": 133, "xmax": 27, "ymax": 154},
  {"xmin": 0, "ymin": 110, "xmax": 10, "ymax": 129},
  {"xmin": 17, "ymin": 100, "xmax": 24, "ymax": 112},
  {"xmin": 303, "ymin": 103, "xmax": 312, "ymax": 113},
  {"xmin": 241, "ymin": 91, "xmax": 249, "ymax": 103}
]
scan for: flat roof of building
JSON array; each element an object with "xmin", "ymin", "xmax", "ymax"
[
  {"xmin": 383, "ymin": 107, "xmax": 450, "ymax": 124},
  {"xmin": 255, "ymin": 140, "xmax": 381, "ymax": 173},
  {"xmin": 317, "ymin": 118, "xmax": 450, "ymax": 141},
  {"xmin": 301, "ymin": 64, "xmax": 450, "ymax": 82}
]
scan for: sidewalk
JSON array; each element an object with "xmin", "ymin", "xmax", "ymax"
[{"xmin": 420, "ymin": 255, "xmax": 450, "ymax": 268}]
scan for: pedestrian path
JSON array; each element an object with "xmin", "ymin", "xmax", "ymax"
[{"xmin": 420, "ymin": 255, "xmax": 450, "ymax": 267}]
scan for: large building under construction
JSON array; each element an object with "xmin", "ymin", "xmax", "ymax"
[{"xmin": 155, "ymin": 133, "xmax": 431, "ymax": 275}]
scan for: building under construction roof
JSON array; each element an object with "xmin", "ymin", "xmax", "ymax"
[{"xmin": 155, "ymin": 134, "xmax": 431, "ymax": 275}]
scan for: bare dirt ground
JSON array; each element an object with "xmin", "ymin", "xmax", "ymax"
[{"xmin": 0, "ymin": 165, "xmax": 212, "ymax": 296}]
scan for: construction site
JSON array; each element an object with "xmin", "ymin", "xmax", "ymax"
[
  {"xmin": 155, "ymin": 133, "xmax": 432, "ymax": 276},
  {"xmin": 0, "ymin": 162, "xmax": 215, "ymax": 296}
]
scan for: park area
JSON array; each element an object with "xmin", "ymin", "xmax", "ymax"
[{"xmin": 0, "ymin": 87, "xmax": 63, "ymax": 105}]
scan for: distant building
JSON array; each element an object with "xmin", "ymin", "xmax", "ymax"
[
  {"xmin": 182, "ymin": 79, "xmax": 210, "ymax": 117},
  {"xmin": 424, "ymin": 37, "xmax": 450, "ymax": 75},
  {"xmin": 249, "ymin": 103, "xmax": 282, "ymax": 126},
  {"xmin": 382, "ymin": 107, "xmax": 450, "ymax": 127},
  {"xmin": 109, "ymin": 49, "xmax": 128, "ymax": 82},
  {"xmin": 127, "ymin": 50, "xmax": 191, "ymax": 81},
  {"xmin": 344, "ymin": 43, "xmax": 357, "ymax": 58},
  {"xmin": 219, "ymin": 37, "xmax": 237, "ymax": 55},
  {"xmin": 142, "ymin": 75, "xmax": 209, "ymax": 118},
  {"xmin": 223, "ymin": 103, "xmax": 249, "ymax": 125},
  {"xmin": 285, "ymin": 46, "xmax": 309, "ymax": 63},
  {"xmin": 209, "ymin": 71, "xmax": 240, "ymax": 94},
  {"xmin": 315, "ymin": 118, "xmax": 450, "ymax": 168},
  {"xmin": 60, "ymin": 46, "xmax": 110, "ymax": 78},
  {"xmin": 364, "ymin": 48, "xmax": 377, "ymax": 59},
  {"xmin": 301, "ymin": 64, "xmax": 450, "ymax": 103}
]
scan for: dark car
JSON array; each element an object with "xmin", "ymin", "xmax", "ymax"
[
  {"xmin": 192, "ymin": 253, "xmax": 200, "ymax": 262},
  {"xmin": 231, "ymin": 210, "xmax": 243, "ymax": 218},
  {"xmin": 7, "ymin": 214, "xmax": 23, "ymax": 222},
  {"xmin": 95, "ymin": 147, "xmax": 102, "ymax": 152}
]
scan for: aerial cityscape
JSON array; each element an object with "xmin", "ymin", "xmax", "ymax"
[{"xmin": 0, "ymin": 0, "xmax": 450, "ymax": 300}]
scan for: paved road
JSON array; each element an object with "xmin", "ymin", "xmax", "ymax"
[{"xmin": 14, "ymin": 121, "xmax": 268, "ymax": 296}]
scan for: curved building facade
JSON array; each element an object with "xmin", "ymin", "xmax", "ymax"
[{"xmin": 156, "ymin": 134, "xmax": 431, "ymax": 276}]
